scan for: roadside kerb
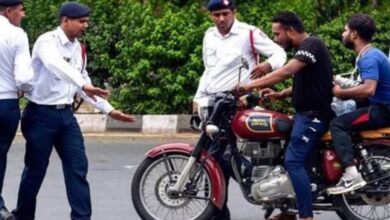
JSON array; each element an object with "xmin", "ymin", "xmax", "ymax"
[
  {"xmin": 80, "ymin": 113, "xmax": 193, "ymax": 134},
  {"xmin": 16, "ymin": 113, "xmax": 195, "ymax": 134}
]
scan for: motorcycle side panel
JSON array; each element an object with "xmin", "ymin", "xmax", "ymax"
[
  {"xmin": 146, "ymin": 143, "xmax": 226, "ymax": 209},
  {"xmin": 322, "ymin": 149, "xmax": 343, "ymax": 183}
]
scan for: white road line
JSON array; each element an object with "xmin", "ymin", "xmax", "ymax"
[{"xmin": 124, "ymin": 165, "xmax": 138, "ymax": 169}]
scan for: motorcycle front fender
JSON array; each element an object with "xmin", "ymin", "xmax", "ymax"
[{"xmin": 146, "ymin": 143, "xmax": 226, "ymax": 210}]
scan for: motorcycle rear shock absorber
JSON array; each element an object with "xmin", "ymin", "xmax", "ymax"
[{"xmin": 358, "ymin": 145, "xmax": 383, "ymax": 180}]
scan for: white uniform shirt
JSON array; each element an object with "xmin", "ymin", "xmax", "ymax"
[
  {"xmin": 26, "ymin": 27, "xmax": 114, "ymax": 114},
  {"xmin": 194, "ymin": 19, "xmax": 286, "ymax": 102},
  {"xmin": 0, "ymin": 15, "xmax": 33, "ymax": 99}
]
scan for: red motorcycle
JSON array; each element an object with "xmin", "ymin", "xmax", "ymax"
[{"xmin": 131, "ymin": 70, "xmax": 390, "ymax": 220}]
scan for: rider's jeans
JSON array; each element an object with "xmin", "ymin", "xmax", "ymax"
[
  {"xmin": 285, "ymin": 113, "xmax": 329, "ymax": 218},
  {"xmin": 330, "ymin": 104, "xmax": 390, "ymax": 167}
]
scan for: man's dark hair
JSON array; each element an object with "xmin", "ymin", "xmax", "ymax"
[
  {"xmin": 347, "ymin": 13, "xmax": 376, "ymax": 42},
  {"xmin": 272, "ymin": 11, "xmax": 305, "ymax": 33}
]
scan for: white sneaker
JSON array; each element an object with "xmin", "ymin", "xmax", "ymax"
[{"xmin": 327, "ymin": 173, "xmax": 367, "ymax": 195}]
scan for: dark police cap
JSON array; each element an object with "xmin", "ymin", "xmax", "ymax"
[
  {"xmin": 59, "ymin": 2, "xmax": 90, "ymax": 18},
  {"xmin": 207, "ymin": 0, "xmax": 235, "ymax": 12},
  {"xmin": 0, "ymin": 0, "xmax": 23, "ymax": 7}
]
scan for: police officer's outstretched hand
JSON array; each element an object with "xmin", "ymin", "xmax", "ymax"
[
  {"xmin": 82, "ymin": 84, "xmax": 109, "ymax": 101},
  {"xmin": 109, "ymin": 110, "xmax": 136, "ymax": 123}
]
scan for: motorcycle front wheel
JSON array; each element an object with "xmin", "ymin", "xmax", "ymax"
[
  {"xmin": 131, "ymin": 153, "xmax": 216, "ymax": 220},
  {"xmin": 335, "ymin": 145, "xmax": 390, "ymax": 220}
]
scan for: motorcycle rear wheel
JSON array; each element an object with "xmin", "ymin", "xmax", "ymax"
[
  {"xmin": 335, "ymin": 145, "xmax": 390, "ymax": 220},
  {"xmin": 131, "ymin": 153, "xmax": 216, "ymax": 220}
]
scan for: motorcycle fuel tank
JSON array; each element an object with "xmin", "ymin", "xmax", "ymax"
[{"xmin": 232, "ymin": 108, "xmax": 293, "ymax": 139}]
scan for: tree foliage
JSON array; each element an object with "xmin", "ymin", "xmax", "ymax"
[{"xmin": 23, "ymin": 0, "xmax": 390, "ymax": 114}]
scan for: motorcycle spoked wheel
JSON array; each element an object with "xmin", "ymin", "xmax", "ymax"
[
  {"xmin": 334, "ymin": 145, "xmax": 390, "ymax": 220},
  {"xmin": 131, "ymin": 153, "xmax": 216, "ymax": 220}
]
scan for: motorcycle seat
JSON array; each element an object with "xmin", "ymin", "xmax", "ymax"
[
  {"xmin": 321, "ymin": 131, "xmax": 332, "ymax": 141},
  {"xmin": 359, "ymin": 127, "xmax": 390, "ymax": 139},
  {"xmin": 321, "ymin": 127, "xmax": 390, "ymax": 141}
]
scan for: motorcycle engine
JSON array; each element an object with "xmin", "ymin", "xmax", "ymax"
[
  {"xmin": 242, "ymin": 140, "xmax": 284, "ymax": 165},
  {"xmin": 240, "ymin": 140, "xmax": 295, "ymax": 203},
  {"xmin": 250, "ymin": 166, "xmax": 295, "ymax": 203}
]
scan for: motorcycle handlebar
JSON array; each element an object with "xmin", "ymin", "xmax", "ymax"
[
  {"xmin": 206, "ymin": 90, "xmax": 266, "ymax": 128},
  {"xmin": 245, "ymin": 93, "xmax": 261, "ymax": 108}
]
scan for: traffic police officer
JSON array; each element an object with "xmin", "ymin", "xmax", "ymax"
[
  {"xmin": 0, "ymin": 0, "xmax": 33, "ymax": 219},
  {"xmin": 12, "ymin": 2, "xmax": 135, "ymax": 220}
]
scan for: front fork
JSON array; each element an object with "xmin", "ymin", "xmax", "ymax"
[
  {"xmin": 168, "ymin": 156, "xmax": 198, "ymax": 192},
  {"xmin": 168, "ymin": 131, "xmax": 210, "ymax": 193}
]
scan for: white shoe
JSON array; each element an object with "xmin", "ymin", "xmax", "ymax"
[{"xmin": 327, "ymin": 173, "xmax": 367, "ymax": 195}]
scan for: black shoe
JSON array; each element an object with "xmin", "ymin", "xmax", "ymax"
[
  {"xmin": 11, "ymin": 209, "xmax": 33, "ymax": 220},
  {"xmin": 210, "ymin": 207, "xmax": 230, "ymax": 220},
  {"xmin": 0, "ymin": 209, "xmax": 15, "ymax": 220}
]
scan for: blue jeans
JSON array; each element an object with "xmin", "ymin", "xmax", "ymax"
[
  {"xmin": 14, "ymin": 102, "xmax": 91, "ymax": 220},
  {"xmin": 0, "ymin": 99, "xmax": 20, "ymax": 210},
  {"xmin": 285, "ymin": 113, "xmax": 329, "ymax": 218}
]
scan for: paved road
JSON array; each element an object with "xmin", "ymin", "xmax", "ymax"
[{"xmin": 3, "ymin": 136, "xmax": 339, "ymax": 220}]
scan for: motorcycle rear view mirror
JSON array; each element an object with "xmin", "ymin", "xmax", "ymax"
[{"xmin": 238, "ymin": 57, "xmax": 249, "ymax": 84}]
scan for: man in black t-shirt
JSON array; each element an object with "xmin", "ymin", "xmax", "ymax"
[
  {"xmin": 240, "ymin": 11, "xmax": 333, "ymax": 220},
  {"xmin": 291, "ymin": 39, "xmax": 333, "ymax": 113}
]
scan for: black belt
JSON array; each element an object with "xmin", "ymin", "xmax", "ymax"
[{"xmin": 28, "ymin": 102, "xmax": 71, "ymax": 110}]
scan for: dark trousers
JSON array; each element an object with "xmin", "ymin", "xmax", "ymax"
[
  {"xmin": 209, "ymin": 131, "xmax": 236, "ymax": 218},
  {"xmin": 212, "ymin": 155, "xmax": 230, "ymax": 218},
  {"xmin": 0, "ymin": 99, "xmax": 20, "ymax": 210},
  {"xmin": 14, "ymin": 102, "xmax": 91, "ymax": 220},
  {"xmin": 285, "ymin": 113, "xmax": 329, "ymax": 218},
  {"xmin": 330, "ymin": 105, "xmax": 390, "ymax": 167}
]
